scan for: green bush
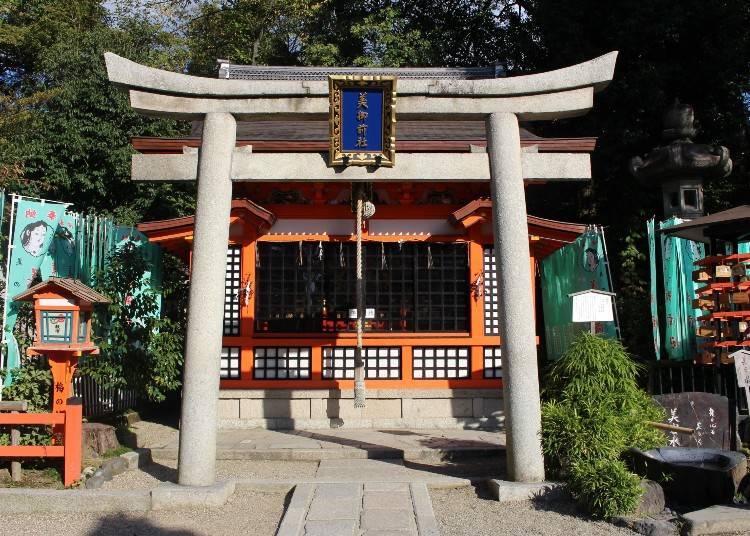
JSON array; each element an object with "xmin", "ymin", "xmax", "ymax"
[
  {"xmin": 568, "ymin": 458, "xmax": 643, "ymax": 519},
  {"xmin": 80, "ymin": 242, "xmax": 187, "ymax": 403},
  {"xmin": 541, "ymin": 331, "xmax": 665, "ymax": 518}
]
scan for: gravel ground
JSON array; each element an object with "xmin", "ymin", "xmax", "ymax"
[
  {"xmin": 101, "ymin": 458, "xmax": 319, "ymax": 490},
  {"xmin": 0, "ymin": 489, "xmax": 287, "ymax": 536},
  {"xmin": 431, "ymin": 485, "xmax": 639, "ymax": 536}
]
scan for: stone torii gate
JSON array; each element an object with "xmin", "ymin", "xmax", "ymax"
[{"xmin": 105, "ymin": 51, "xmax": 617, "ymax": 488}]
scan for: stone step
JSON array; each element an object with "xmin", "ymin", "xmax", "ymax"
[{"xmin": 681, "ymin": 504, "xmax": 750, "ymax": 535}]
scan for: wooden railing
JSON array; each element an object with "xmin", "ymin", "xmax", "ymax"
[
  {"xmin": 0, "ymin": 397, "xmax": 82, "ymax": 486},
  {"xmin": 73, "ymin": 375, "xmax": 138, "ymax": 418},
  {"xmin": 647, "ymin": 360, "xmax": 748, "ymax": 414}
]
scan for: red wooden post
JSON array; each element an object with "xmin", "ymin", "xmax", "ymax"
[{"xmin": 63, "ymin": 396, "xmax": 83, "ymax": 487}]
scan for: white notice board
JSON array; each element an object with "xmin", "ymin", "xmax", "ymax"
[
  {"xmin": 732, "ymin": 350, "xmax": 750, "ymax": 388},
  {"xmin": 571, "ymin": 292, "xmax": 614, "ymax": 323}
]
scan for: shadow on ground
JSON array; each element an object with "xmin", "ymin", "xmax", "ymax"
[
  {"xmin": 137, "ymin": 454, "xmax": 178, "ymax": 483},
  {"xmin": 85, "ymin": 514, "xmax": 197, "ymax": 536}
]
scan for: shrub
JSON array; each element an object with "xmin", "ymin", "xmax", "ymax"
[
  {"xmin": 541, "ymin": 331, "xmax": 665, "ymax": 518},
  {"xmin": 80, "ymin": 242, "xmax": 187, "ymax": 403},
  {"xmin": 568, "ymin": 458, "xmax": 643, "ymax": 519}
]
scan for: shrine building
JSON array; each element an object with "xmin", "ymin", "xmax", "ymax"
[{"xmin": 135, "ymin": 64, "xmax": 592, "ymax": 429}]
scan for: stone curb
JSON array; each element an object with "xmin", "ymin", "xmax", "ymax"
[
  {"xmin": 234, "ymin": 478, "xmax": 473, "ymax": 491},
  {"xmin": 151, "ymin": 480, "xmax": 236, "ymax": 511},
  {"xmin": 488, "ymin": 479, "xmax": 563, "ymax": 502},
  {"xmin": 410, "ymin": 483, "xmax": 441, "ymax": 536},
  {"xmin": 84, "ymin": 448, "xmax": 151, "ymax": 489},
  {"xmin": 148, "ymin": 446, "xmax": 501, "ymax": 461},
  {"xmin": 275, "ymin": 483, "xmax": 315, "ymax": 536},
  {"xmin": 0, "ymin": 489, "xmax": 152, "ymax": 514},
  {"xmin": 0, "ymin": 479, "xmax": 237, "ymax": 514}
]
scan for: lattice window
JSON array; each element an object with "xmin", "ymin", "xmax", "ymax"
[
  {"xmin": 483, "ymin": 347, "xmax": 503, "ymax": 379},
  {"xmin": 224, "ymin": 246, "xmax": 242, "ymax": 336},
  {"xmin": 412, "ymin": 347, "xmax": 471, "ymax": 379},
  {"xmin": 253, "ymin": 347, "xmax": 311, "ymax": 380},
  {"xmin": 483, "ymin": 246, "xmax": 500, "ymax": 336},
  {"xmin": 220, "ymin": 347, "xmax": 241, "ymax": 379},
  {"xmin": 322, "ymin": 347, "xmax": 401, "ymax": 379},
  {"xmin": 255, "ymin": 242, "xmax": 469, "ymax": 333}
]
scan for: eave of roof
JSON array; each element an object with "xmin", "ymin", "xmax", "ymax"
[
  {"xmin": 13, "ymin": 277, "xmax": 111, "ymax": 303},
  {"xmin": 449, "ymin": 198, "xmax": 587, "ymax": 259},
  {"xmin": 132, "ymin": 120, "xmax": 596, "ymax": 154},
  {"xmin": 133, "ymin": 136, "xmax": 597, "ymax": 154},
  {"xmin": 138, "ymin": 199, "xmax": 276, "ymax": 235},
  {"xmin": 661, "ymin": 205, "xmax": 750, "ymax": 243}
]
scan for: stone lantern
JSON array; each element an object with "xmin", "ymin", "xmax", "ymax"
[{"xmin": 630, "ymin": 101, "xmax": 732, "ymax": 219}]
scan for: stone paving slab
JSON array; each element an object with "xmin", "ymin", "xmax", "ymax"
[
  {"xmin": 132, "ymin": 421, "xmax": 504, "ymax": 461},
  {"xmin": 276, "ymin": 481, "xmax": 441, "ymax": 536},
  {"xmin": 360, "ymin": 509, "xmax": 417, "ymax": 532}
]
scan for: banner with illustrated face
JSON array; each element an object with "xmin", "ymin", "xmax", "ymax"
[{"xmin": 3, "ymin": 198, "xmax": 69, "ymax": 384}]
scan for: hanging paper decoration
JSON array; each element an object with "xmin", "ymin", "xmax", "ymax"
[{"xmin": 381, "ymin": 242, "xmax": 387, "ymax": 270}]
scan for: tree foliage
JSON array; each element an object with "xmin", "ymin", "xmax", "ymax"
[
  {"xmin": 0, "ymin": 0, "xmax": 194, "ymax": 223},
  {"xmin": 80, "ymin": 242, "xmax": 188, "ymax": 403},
  {"xmin": 0, "ymin": 0, "xmax": 748, "ymax": 358}
]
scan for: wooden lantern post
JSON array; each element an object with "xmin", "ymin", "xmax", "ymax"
[{"xmin": 13, "ymin": 277, "xmax": 110, "ymax": 439}]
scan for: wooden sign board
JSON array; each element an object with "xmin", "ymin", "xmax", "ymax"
[
  {"xmin": 328, "ymin": 76, "xmax": 396, "ymax": 167},
  {"xmin": 731, "ymin": 350, "xmax": 750, "ymax": 415},
  {"xmin": 570, "ymin": 290, "xmax": 615, "ymax": 323},
  {"xmin": 732, "ymin": 350, "xmax": 750, "ymax": 388},
  {"xmin": 653, "ymin": 392, "xmax": 731, "ymax": 450}
]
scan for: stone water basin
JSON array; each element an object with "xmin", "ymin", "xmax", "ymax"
[{"xmin": 626, "ymin": 447, "xmax": 747, "ymax": 508}]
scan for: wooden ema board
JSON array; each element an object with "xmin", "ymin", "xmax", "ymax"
[
  {"xmin": 694, "ymin": 254, "xmax": 750, "ymax": 361},
  {"xmin": 653, "ymin": 392, "xmax": 732, "ymax": 450}
]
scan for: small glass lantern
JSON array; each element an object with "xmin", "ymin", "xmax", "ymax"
[
  {"xmin": 41, "ymin": 310, "xmax": 74, "ymax": 343},
  {"xmin": 13, "ymin": 277, "xmax": 110, "ymax": 351}
]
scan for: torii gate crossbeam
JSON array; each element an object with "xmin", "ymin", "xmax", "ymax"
[{"xmin": 105, "ymin": 52, "xmax": 618, "ymax": 487}]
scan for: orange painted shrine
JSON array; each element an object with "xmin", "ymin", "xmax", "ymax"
[{"xmin": 137, "ymin": 136, "xmax": 589, "ymax": 394}]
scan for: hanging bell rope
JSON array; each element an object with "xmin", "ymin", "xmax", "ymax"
[
  {"xmin": 352, "ymin": 183, "xmax": 375, "ymax": 408},
  {"xmin": 354, "ymin": 189, "xmax": 366, "ymax": 408}
]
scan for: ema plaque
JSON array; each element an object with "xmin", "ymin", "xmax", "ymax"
[{"xmin": 328, "ymin": 75, "xmax": 396, "ymax": 167}]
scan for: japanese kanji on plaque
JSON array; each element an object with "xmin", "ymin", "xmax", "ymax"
[{"xmin": 328, "ymin": 75, "xmax": 396, "ymax": 167}]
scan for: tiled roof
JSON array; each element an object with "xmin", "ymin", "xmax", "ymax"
[{"xmin": 13, "ymin": 277, "xmax": 111, "ymax": 304}]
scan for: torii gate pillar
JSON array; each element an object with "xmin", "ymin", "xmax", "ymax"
[
  {"xmin": 178, "ymin": 112, "xmax": 236, "ymax": 486},
  {"xmin": 487, "ymin": 112, "xmax": 545, "ymax": 481}
]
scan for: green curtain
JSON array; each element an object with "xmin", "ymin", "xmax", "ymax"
[
  {"xmin": 540, "ymin": 227, "xmax": 617, "ymax": 361},
  {"xmin": 647, "ymin": 218, "xmax": 662, "ymax": 359},
  {"xmin": 659, "ymin": 217, "xmax": 706, "ymax": 360}
]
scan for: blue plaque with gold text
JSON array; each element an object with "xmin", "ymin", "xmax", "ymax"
[{"xmin": 329, "ymin": 76, "xmax": 396, "ymax": 167}]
